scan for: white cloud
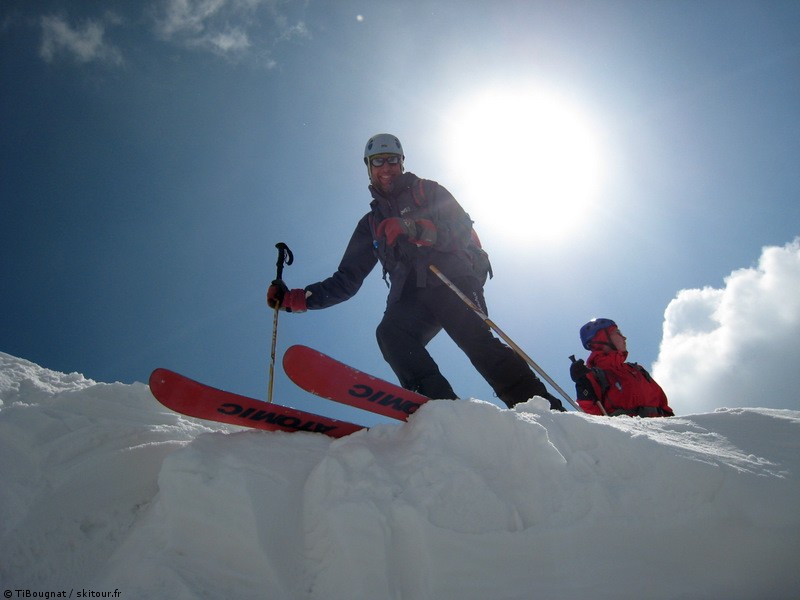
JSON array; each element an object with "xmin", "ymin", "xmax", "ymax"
[
  {"xmin": 275, "ymin": 20, "xmax": 309, "ymax": 43},
  {"xmin": 39, "ymin": 14, "xmax": 123, "ymax": 65},
  {"xmin": 155, "ymin": 0, "xmax": 227, "ymax": 37},
  {"xmin": 653, "ymin": 238, "xmax": 800, "ymax": 413},
  {"xmin": 152, "ymin": 0, "xmax": 308, "ymax": 64},
  {"xmin": 208, "ymin": 28, "xmax": 251, "ymax": 52}
]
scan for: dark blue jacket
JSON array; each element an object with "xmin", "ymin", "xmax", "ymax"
[{"xmin": 305, "ymin": 172, "xmax": 489, "ymax": 309}]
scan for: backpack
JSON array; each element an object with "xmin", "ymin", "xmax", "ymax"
[{"xmin": 408, "ymin": 178, "xmax": 493, "ymax": 284}]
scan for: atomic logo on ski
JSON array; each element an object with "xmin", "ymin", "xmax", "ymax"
[
  {"xmin": 216, "ymin": 402, "xmax": 340, "ymax": 434},
  {"xmin": 149, "ymin": 368, "xmax": 363, "ymax": 438},
  {"xmin": 283, "ymin": 345, "xmax": 430, "ymax": 421},
  {"xmin": 347, "ymin": 384, "xmax": 423, "ymax": 416}
]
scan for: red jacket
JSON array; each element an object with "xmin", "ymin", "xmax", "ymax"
[{"xmin": 576, "ymin": 351, "xmax": 674, "ymax": 417}]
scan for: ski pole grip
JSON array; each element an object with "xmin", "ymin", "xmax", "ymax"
[{"xmin": 274, "ymin": 242, "xmax": 294, "ymax": 281}]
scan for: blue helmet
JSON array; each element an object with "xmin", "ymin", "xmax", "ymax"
[{"xmin": 580, "ymin": 318, "xmax": 617, "ymax": 350}]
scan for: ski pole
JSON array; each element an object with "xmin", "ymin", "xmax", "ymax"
[
  {"xmin": 268, "ymin": 242, "xmax": 293, "ymax": 403},
  {"xmin": 429, "ymin": 264, "xmax": 582, "ymax": 412}
]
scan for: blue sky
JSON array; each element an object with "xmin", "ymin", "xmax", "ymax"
[{"xmin": 2, "ymin": 1, "xmax": 799, "ymax": 423}]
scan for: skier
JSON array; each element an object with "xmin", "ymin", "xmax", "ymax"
[
  {"xmin": 268, "ymin": 133, "xmax": 565, "ymax": 411},
  {"xmin": 570, "ymin": 318, "xmax": 674, "ymax": 417}
]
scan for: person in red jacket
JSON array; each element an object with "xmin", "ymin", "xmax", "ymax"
[{"xmin": 570, "ymin": 318, "xmax": 674, "ymax": 417}]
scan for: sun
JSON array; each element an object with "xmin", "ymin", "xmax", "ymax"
[{"xmin": 442, "ymin": 86, "xmax": 604, "ymax": 245}]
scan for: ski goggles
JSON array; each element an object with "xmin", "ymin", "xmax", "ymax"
[{"xmin": 369, "ymin": 155, "xmax": 402, "ymax": 167}]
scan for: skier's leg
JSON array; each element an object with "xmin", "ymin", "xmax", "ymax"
[
  {"xmin": 376, "ymin": 295, "xmax": 457, "ymax": 400},
  {"xmin": 424, "ymin": 278, "xmax": 563, "ymax": 410}
]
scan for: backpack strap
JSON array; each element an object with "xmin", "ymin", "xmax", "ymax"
[
  {"xmin": 589, "ymin": 367, "xmax": 615, "ymax": 415},
  {"xmin": 367, "ymin": 212, "xmax": 390, "ymax": 288},
  {"xmin": 591, "ymin": 367, "xmax": 611, "ymax": 397},
  {"xmin": 410, "ymin": 179, "xmax": 434, "ymax": 207},
  {"xmin": 630, "ymin": 363, "xmax": 654, "ymax": 382}
]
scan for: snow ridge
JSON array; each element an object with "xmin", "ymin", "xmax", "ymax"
[{"xmin": 1, "ymin": 353, "xmax": 798, "ymax": 599}]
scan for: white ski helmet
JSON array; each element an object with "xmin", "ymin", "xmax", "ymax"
[{"xmin": 364, "ymin": 133, "xmax": 404, "ymax": 164}]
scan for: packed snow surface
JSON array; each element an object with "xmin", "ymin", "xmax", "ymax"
[{"xmin": 1, "ymin": 351, "xmax": 798, "ymax": 599}]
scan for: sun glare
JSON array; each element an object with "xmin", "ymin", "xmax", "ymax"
[{"xmin": 443, "ymin": 86, "xmax": 604, "ymax": 245}]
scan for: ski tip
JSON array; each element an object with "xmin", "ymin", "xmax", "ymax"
[
  {"xmin": 149, "ymin": 368, "xmax": 164, "ymax": 385},
  {"xmin": 148, "ymin": 368, "xmax": 178, "ymax": 394}
]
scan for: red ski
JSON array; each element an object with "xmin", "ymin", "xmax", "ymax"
[
  {"xmin": 149, "ymin": 368, "xmax": 364, "ymax": 438},
  {"xmin": 282, "ymin": 345, "xmax": 430, "ymax": 421}
]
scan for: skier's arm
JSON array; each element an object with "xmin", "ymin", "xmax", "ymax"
[{"xmin": 304, "ymin": 214, "xmax": 378, "ymax": 309}]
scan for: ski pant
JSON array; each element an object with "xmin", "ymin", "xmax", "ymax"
[{"xmin": 375, "ymin": 276, "xmax": 562, "ymax": 410}]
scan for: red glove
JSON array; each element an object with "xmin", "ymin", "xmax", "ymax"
[
  {"xmin": 413, "ymin": 219, "xmax": 437, "ymax": 246},
  {"xmin": 267, "ymin": 281, "xmax": 308, "ymax": 313},
  {"xmin": 282, "ymin": 289, "xmax": 308, "ymax": 313},
  {"xmin": 376, "ymin": 217, "xmax": 416, "ymax": 246},
  {"xmin": 267, "ymin": 280, "xmax": 288, "ymax": 308}
]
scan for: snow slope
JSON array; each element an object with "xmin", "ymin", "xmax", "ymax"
[{"xmin": 1, "ymin": 351, "xmax": 798, "ymax": 599}]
